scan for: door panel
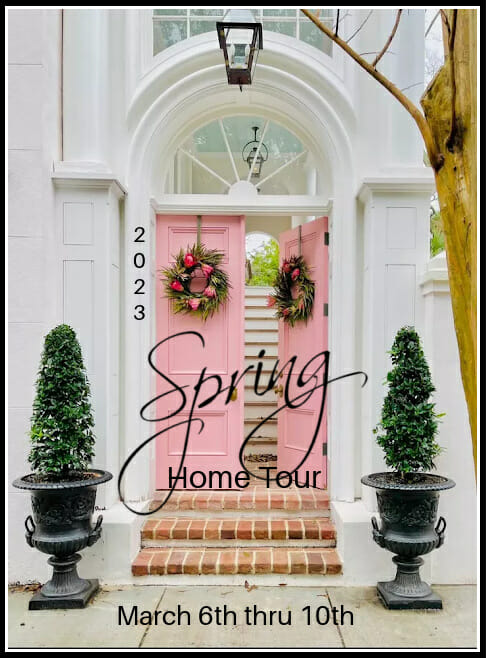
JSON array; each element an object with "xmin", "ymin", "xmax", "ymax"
[
  {"xmin": 277, "ymin": 217, "xmax": 329, "ymax": 489},
  {"xmin": 155, "ymin": 215, "xmax": 245, "ymax": 489}
]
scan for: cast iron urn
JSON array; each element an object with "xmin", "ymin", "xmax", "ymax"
[
  {"xmin": 13, "ymin": 469, "xmax": 112, "ymax": 610},
  {"xmin": 361, "ymin": 472, "xmax": 455, "ymax": 609}
]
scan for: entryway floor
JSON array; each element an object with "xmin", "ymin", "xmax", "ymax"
[{"xmin": 8, "ymin": 584, "xmax": 477, "ymax": 649}]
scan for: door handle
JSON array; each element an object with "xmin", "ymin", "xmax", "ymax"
[
  {"xmin": 230, "ymin": 387, "xmax": 238, "ymax": 401},
  {"xmin": 274, "ymin": 384, "xmax": 284, "ymax": 398}
]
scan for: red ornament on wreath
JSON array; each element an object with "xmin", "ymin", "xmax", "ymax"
[
  {"xmin": 161, "ymin": 243, "xmax": 230, "ymax": 321},
  {"xmin": 267, "ymin": 255, "xmax": 315, "ymax": 327}
]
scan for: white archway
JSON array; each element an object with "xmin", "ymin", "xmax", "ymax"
[{"xmin": 121, "ymin": 31, "xmax": 359, "ymax": 503}]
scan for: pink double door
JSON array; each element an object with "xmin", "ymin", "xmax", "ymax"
[{"xmin": 155, "ymin": 214, "xmax": 328, "ymax": 490}]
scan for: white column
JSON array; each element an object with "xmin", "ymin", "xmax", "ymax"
[
  {"xmin": 63, "ymin": 8, "xmax": 109, "ymax": 168},
  {"xmin": 358, "ymin": 177, "xmax": 434, "ymax": 509},
  {"xmin": 389, "ymin": 9, "xmax": 426, "ymax": 165},
  {"xmin": 420, "ymin": 254, "xmax": 476, "ymax": 583},
  {"xmin": 51, "ymin": 174, "xmax": 125, "ymax": 508}
]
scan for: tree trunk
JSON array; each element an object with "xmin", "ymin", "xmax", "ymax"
[{"xmin": 421, "ymin": 10, "xmax": 477, "ymax": 475}]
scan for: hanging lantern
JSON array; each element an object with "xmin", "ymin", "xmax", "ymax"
[
  {"xmin": 216, "ymin": 9, "xmax": 263, "ymax": 90},
  {"xmin": 242, "ymin": 126, "xmax": 269, "ymax": 179}
]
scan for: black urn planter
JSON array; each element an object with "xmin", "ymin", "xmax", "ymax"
[
  {"xmin": 12, "ymin": 469, "xmax": 112, "ymax": 610},
  {"xmin": 361, "ymin": 472, "xmax": 455, "ymax": 610}
]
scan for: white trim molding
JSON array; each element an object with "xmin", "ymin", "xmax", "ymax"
[
  {"xmin": 357, "ymin": 174, "xmax": 435, "ymax": 203},
  {"xmin": 150, "ymin": 195, "xmax": 332, "ymax": 216}
]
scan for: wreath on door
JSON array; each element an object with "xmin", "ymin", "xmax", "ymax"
[
  {"xmin": 161, "ymin": 243, "xmax": 230, "ymax": 321},
  {"xmin": 267, "ymin": 255, "xmax": 315, "ymax": 326}
]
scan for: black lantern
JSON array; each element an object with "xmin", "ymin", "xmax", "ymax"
[
  {"xmin": 242, "ymin": 126, "xmax": 269, "ymax": 179},
  {"xmin": 216, "ymin": 9, "xmax": 263, "ymax": 90}
]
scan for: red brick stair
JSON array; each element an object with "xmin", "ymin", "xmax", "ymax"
[{"xmin": 132, "ymin": 486, "xmax": 342, "ymax": 578}]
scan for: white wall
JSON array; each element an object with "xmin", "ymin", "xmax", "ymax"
[
  {"xmin": 8, "ymin": 8, "xmax": 62, "ymax": 583},
  {"xmin": 245, "ymin": 216, "xmax": 291, "ymax": 244},
  {"xmin": 421, "ymin": 254, "xmax": 477, "ymax": 583}
]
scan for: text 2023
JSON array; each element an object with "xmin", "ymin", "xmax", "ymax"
[{"xmin": 134, "ymin": 226, "xmax": 145, "ymax": 320}]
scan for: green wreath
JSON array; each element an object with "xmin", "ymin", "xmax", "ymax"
[
  {"xmin": 267, "ymin": 255, "xmax": 315, "ymax": 326},
  {"xmin": 161, "ymin": 243, "xmax": 230, "ymax": 321}
]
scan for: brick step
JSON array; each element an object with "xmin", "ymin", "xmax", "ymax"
[
  {"xmin": 149, "ymin": 487, "xmax": 330, "ymax": 514},
  {"xmin": 141, "ymin": 517, "xmax": 336, "ymax": 545},
  {"xmin": 132, "ymin": 547, "xmax": 341, "ymax": 576}
]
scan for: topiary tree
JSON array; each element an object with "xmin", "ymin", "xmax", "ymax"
[
  {"xmin": 374, "ymin": 326, "xmax": 442, "ymax": 478},
  {"xmin": 29, "ymin": 324, "xmax": 96, "ymax": 480}
]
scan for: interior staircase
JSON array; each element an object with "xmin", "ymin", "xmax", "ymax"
[
  {"xmin": 243, "ymin": 286, "xmax": 278, "ymax": 465},
  {"xmin": 131, "ymin": 286, "xmax": 341, "ymax": 580}
]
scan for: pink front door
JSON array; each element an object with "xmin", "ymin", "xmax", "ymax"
[
  {"xmin": 155, "ymin": 215, "xmax": 245, "ymax": 489},
  {"xmin": 277, "ymin": 217, "xmax": 329, "ymax": 489}
]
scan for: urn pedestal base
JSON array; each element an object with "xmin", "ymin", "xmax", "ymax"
[
  {"xmin": 29, "ymin": 579, "xmax": 99, "ymax": 610},
  {"xmin": 377, "ymin": 582, "xmax": 442, "ymax": 610},
  {"xmin": 377, "ymin": 556, "xmax": 442, "ymax": 610},
  {"xmin": 29, "ymin": 553, "xmax": 100, "ymax": 610}
]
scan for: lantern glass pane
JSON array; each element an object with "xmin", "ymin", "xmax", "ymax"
[
  {"xmin": 223, "ymin": 8, "xmax": 257, "ymax": 23},
  {"xmin": 226, "ymin": 26, "xmax": 255, "ymax": 46}
]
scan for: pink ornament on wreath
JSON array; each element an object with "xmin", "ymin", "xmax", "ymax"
[
  {"xmin": 204, "ymin": 286, "xmax": 216, "ymax": 298},
  {"xmin": 282, "ymin": 307, "xmax": 290, "ymax": 316},
  {"xmin": 184, "ymin": 253, "xmax": 197, "ymax": 268},
  {"xmin": 188, "ymin": 298, "xmax": 200, "ymax": 310},
  {"xmin": 267, "ymin": 296, "xmax": 276, "ymax": 308},
  {"xmin": 282, "ymin": 261, "xmax": 292, "ymax": 274},
  {"xmin": 201, "ymin": 263, "xmax": 214, "ymax": 277},
  {"xmin": 291, "ymin": 268, "xmax": 300, "ymax": 281},
  {"xmin": 170, "ymin": 280, "xmax": 184, "ymax": 292}
]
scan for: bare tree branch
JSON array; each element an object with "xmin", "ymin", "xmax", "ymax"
[
  {"xmin": 359, "ymin": 51, "xmax": 397, "ymax": 58},
  {"xmin": 400, "ymin": 82, "xmax": 425, "ymax": 93},
  {"xmin": 346, "ymin": 10, "xmax": 373, "ymax": 44},
  {"xmin": 425, "ymin": 9, "xmax": 440, "ymax": 38},
  {"xmin": 300, "ymin": 8, "xmax": 444, "ymax": 171},
  {"xmin": 372, "ymin": 9, "xmax": 403, "ymax": 68},
  {"xmin": 440, "ymin": 9, "xmax": 451, "ymax": 58},
  {"xmin": 446, "ymin": 9, "xmax": 459, "ymax": 151}
]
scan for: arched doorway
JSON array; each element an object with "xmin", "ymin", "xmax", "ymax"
[{"xmin": 123, "ymin": 31, "xmax": 358, "ymax": 503}]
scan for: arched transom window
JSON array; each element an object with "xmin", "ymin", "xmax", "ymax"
[{"xmin": 172, "ymin": 116, "xmax": 317, "ymax": 195}]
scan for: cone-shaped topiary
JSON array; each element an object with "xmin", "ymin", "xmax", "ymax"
[
  {"xmin": 374, "ymin": 326, "xmax": 442, "ymax": 477},
  {"xmin": 28, "ymin": 324, "xmax": 96, "ymax": 479}
]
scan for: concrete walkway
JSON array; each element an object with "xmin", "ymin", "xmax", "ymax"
[{"xmin": 8, "ymin": 584, "xmax": 477, "ymax": 649}]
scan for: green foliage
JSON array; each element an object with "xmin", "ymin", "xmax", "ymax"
[
  {"xmin": 247, "ymin": 239, "xmax": 279, "ymax": 286},
  {"xmin": 269, "ymin": 255, "xmax": 315, "ymax": 327},
  {"xmin": 374, "ymin": 326, "xmax": 442, "ymax": 476},
  {"xmin": 29, "ymin": 325, "xmax": 96, "ymax": 479},
  {"xmin": 430, "ymin": 210, "xmax": 445, "ymax": 257}
]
